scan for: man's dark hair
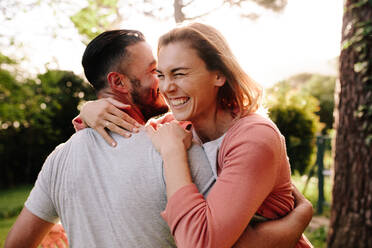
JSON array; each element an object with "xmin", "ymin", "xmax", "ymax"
[{"xmin": 82, "ymin": 29, "xmax": 145, "ymax": 92}]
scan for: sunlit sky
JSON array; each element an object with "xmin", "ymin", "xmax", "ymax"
[{"xmin": 2, "ymin": 0, "xmax": 343, "ymax": 88}]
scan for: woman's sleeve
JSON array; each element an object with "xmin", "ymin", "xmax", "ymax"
[{"xmin": 161, "ymin": 122, "xmax": 283, "ymax": 248}]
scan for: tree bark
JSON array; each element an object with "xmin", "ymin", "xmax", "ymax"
[
  {"xmin": 328, "ymin": 1, "xmax": 372, "ymax": 247},
  {"xmin": 173, "ymin": 0, "xmax": 185, "ymax": 23}
]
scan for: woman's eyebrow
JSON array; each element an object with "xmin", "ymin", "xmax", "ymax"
[
  {"xmin": 170, "ymin": 67, "xmax": 190, "ymax": 73},
  {"xmin": 156, "ymin": 67, "xmax": 190, "ymax": 74}
]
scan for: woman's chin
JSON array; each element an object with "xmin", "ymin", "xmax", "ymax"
[{"xmin": 171, "ymin": 111, "xmax": 190, "ymax": 122}]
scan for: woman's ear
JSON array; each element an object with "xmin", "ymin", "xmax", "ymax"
[
  {"xmin": 107, "ymin": 72, "xmax": 129, "ymax": 93},
  {"xmin": 214, "ymin": 72, "xmax": 226, "ymax": 87}
]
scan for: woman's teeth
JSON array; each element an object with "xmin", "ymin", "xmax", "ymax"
[{"xmin": 170, "ymin": 97, "xmax": 189, "ymax": 106}]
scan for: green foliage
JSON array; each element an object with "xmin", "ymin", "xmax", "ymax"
[
  {"xmin": 71, "ymin": 0, "xmax": 119, "ymax": 43},
  {"xmin": 300, "ymin": 74, "xmax": 336, "ymax": 133},
  {"xmin": 266, "ymin": 81, "xmax": 320, "ymax": 174},
  {"xmin": 70, "ymin": 0, "xmax": 287, "ymax": 40},
  {"xmin": 0, "ymin": 185, "xmax": 32, "ymax": 219},
  {"xmin": 267, "ymin": 73, "xmax": 336, "ymax": 134},
  {"xmin": 0, "ymin": 57, "xmax": 96, "ymax": 188},
  {"xmin": 342, "ymin": 1, "xmax": 372, "ymax": 145},
  {"xmin": 269, "ymin": 105, "xmax": 317, "ymax": 174},
  {"xmin": 0, "ymin": 53, "xmax": 16, "ymax": 65}
]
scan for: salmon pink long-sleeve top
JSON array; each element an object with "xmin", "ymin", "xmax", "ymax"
[{"xmin": 161, "ymin": 113, "xmax": 312, "ymax": 248}]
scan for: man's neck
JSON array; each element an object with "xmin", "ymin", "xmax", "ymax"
[{"xmin": 98, "ymin": 90, "xmax": 146, "ymax": 125}]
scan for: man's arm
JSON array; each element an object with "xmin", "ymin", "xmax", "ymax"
[
  {"xmin": 233, "ymin": 185, "xmax": 314, "ymax": 248},
  {"xmin": 5, "ymin": 207, "xmax": 55, "ymax": 248}
]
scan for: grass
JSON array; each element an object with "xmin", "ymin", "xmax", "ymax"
[
  {"xmin": 0, "ymin": 185, "xmax": 33, "ymax": 219},
  {"xmin": 0, "ymin": 185, "xmax": 32, "ymax": 246},
  {"xmin": 292, "ymin": 174, "xmax": 332, "ymax": 217},
  {"xmin": 0, "ymin": 216, "xmax": 17, "ymax": 247},
  {"xmin": 305, "ymin": 225, "xmax": 328, "ymax": 248},
  {"xmin": 292, "ymin": 174, "xmax": 331, "ymax": 247}
]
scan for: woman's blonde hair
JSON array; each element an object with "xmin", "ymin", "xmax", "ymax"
[{"xmin": 158, "ymin": 22, "xmax": 262, "ymax": 116}]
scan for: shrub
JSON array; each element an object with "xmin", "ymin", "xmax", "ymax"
[{"xmin": 269, "ymin": 105, "xmax": 317, "ymax": 174}]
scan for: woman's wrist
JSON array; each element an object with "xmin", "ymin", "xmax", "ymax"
[{"xmin": 160, "ymin": 141, "xmax": 187, "ymax": 158}]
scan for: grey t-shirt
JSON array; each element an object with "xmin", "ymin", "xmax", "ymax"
[{"xmin": 25, "ymin": 129, "xmax": 215, "ymax": 247}]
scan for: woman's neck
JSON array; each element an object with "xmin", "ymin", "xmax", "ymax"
[{"xmin": 192, "ymin": 108, "xmax": 236, "ymax": 143}]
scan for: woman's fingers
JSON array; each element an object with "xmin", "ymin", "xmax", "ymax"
[
  {"xmin": 97, "ymin": 127, "xmax": 117, "ymax": 147},
  {"xmin": 107, "ymin": 104, "xmax": 142, "ymax": 131},
  {"xmin": 104, "ymin": 119, "xmax": 133, "ymax": 139},
  {"xmin": 106, "ymin": 97, "xmax": 132, "ymax": 110}
]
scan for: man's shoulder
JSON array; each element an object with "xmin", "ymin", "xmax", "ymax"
[{"xmin": 73, "ymin": 128, "xmax": 152, "ymax": 147}]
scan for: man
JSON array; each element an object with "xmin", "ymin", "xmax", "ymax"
[{"xmin": 5, "ymin": 30, "xmax": 312, "ymax": 247}]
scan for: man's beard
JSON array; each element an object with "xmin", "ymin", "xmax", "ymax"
[{"xmin": 130, "ymin": 78, "xmax": 169, "ymax": 121}]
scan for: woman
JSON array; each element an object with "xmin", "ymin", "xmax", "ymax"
[
  {"xmin": 78, "ymin": 23, "xmax": 312, "ymax": 248},
  {"xmin": 147, "ymin": 23, "xmax": 311, "ymax": 248}
]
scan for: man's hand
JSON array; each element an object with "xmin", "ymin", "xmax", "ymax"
[
  {"xmin": 40, "ymin": 223, "xmax": 68, "ymax": 248},
  {"xmin": 233, "ymin": 184, "xmax": 314, "ymax": 248}
]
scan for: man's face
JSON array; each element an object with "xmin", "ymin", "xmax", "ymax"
[{"xmin": 123, "ymin": 42, "xmax": 169, "ymax": 120}]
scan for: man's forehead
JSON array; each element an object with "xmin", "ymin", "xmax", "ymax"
[
  {"xmin": 121, "ymin": 41, "xmax": 156, "ymax": 74},
  {"xmin": 128, "ymin": 41, "xmax": 154, "ymax": 61}
]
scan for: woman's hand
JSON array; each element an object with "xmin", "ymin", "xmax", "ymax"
[
  {"xmin": 146, "ymin": 120, "xmax": 193, "ymax": 198},
  {"xmin": 80, "ymin": 98, "xmax": 141, "ymax": 146},
  {"xmin": 146, "ymin": 120, "xmax": 192, "ymax": 156}
]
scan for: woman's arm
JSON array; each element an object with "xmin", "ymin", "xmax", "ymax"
[
  {"xmin": 233, "ymin": 185, "xmax": 313, "ymax": 248},
  {"xmin": 146, "ymin": 121, "xmax": 194, "ymax": 198},
  {"xmin": 147, "ymin": 121, "xmax": 281, "ymax": 248},
  {"xmin": 75, "ymin": 98, "xmax": 141, "ymax": 146}
]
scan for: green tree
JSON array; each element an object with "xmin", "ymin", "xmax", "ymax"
[
  {"xmin": 283, "ymin": 73, "xmax": 337, "ymax": 134},
  {"xmin": 301, "ymin": 74, "xmax": 336, "ymax": 134},
  {"xmin": 266, "ymin": 81, "xmax": 320, "ymax": 174},
  {"xmin": 70, "ymin": 0, "xmax": 287, "ymax": 41},
  {"xmin": 0, "ymin": 59, "xmax": 96, "ymax": 188},
  {"xmin": 70, "ymin": 0, "xmax": 122, "ymax": 43}
]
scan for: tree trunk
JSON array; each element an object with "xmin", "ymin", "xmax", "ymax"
[
  {"xmin": 173, "ymin": 0, "xmax": 185, "ymax": 23},
  {"xmin": 328, "ymin": 1, "xmax": 372, "ymax": 247}
]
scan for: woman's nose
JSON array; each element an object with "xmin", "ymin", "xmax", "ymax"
[{"xmin": 160, "ymin": 77, "xmax": 176, "ymax": 93}]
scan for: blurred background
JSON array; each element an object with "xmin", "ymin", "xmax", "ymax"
[{"xmin": 0, "ymin": 0, "xmax": 345, "ymax": 247}]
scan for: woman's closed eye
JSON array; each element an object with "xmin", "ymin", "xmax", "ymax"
[
  {"xmin": 156, "ymin": 72, "xmax": 165, "ymax": 79},
  {"xmin": 174, "ymin": 73, "xmax": 186, "ymax": 78}
]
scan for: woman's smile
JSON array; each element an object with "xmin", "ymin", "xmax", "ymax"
[{"xmin": 167, "ymin": 97, "xmax": 190, "ymax": 108}]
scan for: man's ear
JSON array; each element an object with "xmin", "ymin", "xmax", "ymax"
[
  {"xmin": 107, "ymin": 72, "xmax": 129, "ymax": 93},
  {"xmin": 214, "ymin": 72, "xmax": 226, "ymax": 87}
]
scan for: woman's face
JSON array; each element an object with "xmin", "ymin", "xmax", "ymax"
[{"xmin": 157, "ymin": 42, "xmax": 225, "ymax": 122}]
